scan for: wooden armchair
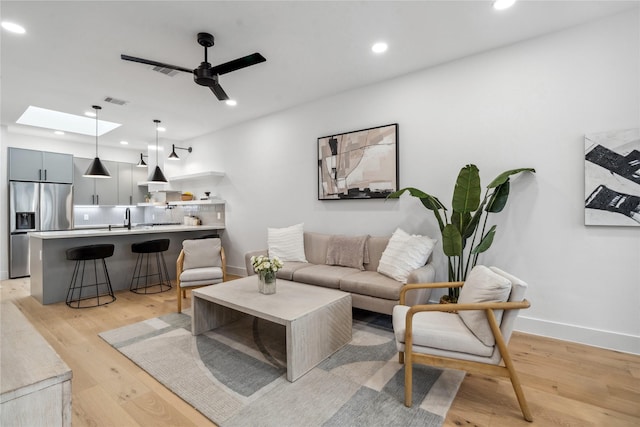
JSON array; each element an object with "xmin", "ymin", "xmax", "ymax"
[
  {"xmin": 392, "ymin": 266, "xmax": 532, "ymax": 422},
  {"xmin": 176, "ymin": 238, "xmax": 227, "ymax": 312}
]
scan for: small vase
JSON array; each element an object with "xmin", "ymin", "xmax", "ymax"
[{"xmin": 258, "ymin": 271, "xmax": 276, "ymax": 295}]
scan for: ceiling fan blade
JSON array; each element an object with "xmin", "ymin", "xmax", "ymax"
[
  {"xmin": 209, "ymin": 82, "xmax": 229, "ymax": 101},
  {"xmin": 120, "ymin": 54, "xmax": 193, "ymax": 74},
  {"xmin": 210, "ymin": 53, "xmax": 266, "ymax": 76}
]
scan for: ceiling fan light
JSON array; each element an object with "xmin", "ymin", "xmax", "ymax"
[{"xmin": 84, "ymin": 157, "xmax": 112, "ymax": 178}]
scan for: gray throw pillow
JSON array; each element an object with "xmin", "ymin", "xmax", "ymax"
[{"xmin": 182, "ymin": 238, "xmax": 222, "ymax": 270}]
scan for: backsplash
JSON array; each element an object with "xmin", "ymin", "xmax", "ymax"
[{"xmin": 73, "ymin": 203, "xmax": 225, "ymax": 228}]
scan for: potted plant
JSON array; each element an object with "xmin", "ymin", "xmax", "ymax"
[{"xmin": 388, "ymin": 164, "xmax": 535, "ymax": 302}]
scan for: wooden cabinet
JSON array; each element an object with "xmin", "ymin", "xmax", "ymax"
[
  {"xmin": 9, "ymin": 148, "xmax": 73, "ymax": 183},
  {"xmin": 73, "ymin": 158, "xmax": 118, "ymax": 205}
]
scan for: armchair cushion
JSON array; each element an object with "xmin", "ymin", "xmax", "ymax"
[
  {"xmin": 268, "ymin": 223, "xmax": 308, "ymax": 262},
  {"xmin": 377, "ymin": 228, "xmax": 436, "ymax": 283},
  {"xmin": 393, "ymin": 305, "xmax": 493, "ymax": 357},
  {"xmin": 182, "ymin": 238, "xmax": 222, "ymax": 270},
  {"xmin": 458, "ymin": 265, "xmax": 512, "ymax": 346},
  {"xmin": 180, "ymin": 266, "xmax": 224, "ymax": 283}
]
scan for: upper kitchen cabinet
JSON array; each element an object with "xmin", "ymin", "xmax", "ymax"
[
  {"xmin": 118, "ymin": 163, "xmax": 148, "ymax": 205},
  {"xmin": 73, "ymin": 157, "xmax": 118, "ymax": 205},
  {"xmin": 9, "ymin": 147, "xmax": 73, "ymax": 183}
]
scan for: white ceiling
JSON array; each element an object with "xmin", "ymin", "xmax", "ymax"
[{"xmin": 1, "ymin": 1, "xmax": 637, "ymax": 150}]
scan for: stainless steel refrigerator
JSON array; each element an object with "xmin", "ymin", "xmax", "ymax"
[{"xmin": 9, "ymin": 181, "xmax": 73, "ymax": 278}]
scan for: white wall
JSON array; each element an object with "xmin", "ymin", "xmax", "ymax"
[{"xmin": 180, "ymin": 11, "xmax": 640, "ymax": 354}]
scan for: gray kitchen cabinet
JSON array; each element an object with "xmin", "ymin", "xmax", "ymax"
[
  {"xmin": 9, "ymin": 147, "xmax": 73, "ymax": 183},
  {"xmin": 118, "ymin": 163, "xmax": 148, "ymax": 205},
  {"xmin": 73, "ymin": 157, "xmax": 118, "ymax": 205},
  {"xmin": 131, "ymin": 166, "xmax": 148, "ymax": 204}
]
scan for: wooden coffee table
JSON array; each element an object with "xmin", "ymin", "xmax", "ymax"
[{"xmin": 191, "ymin": 276, "xmax": 352, "ymax": 382}]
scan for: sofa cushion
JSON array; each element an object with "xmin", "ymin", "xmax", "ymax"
[
  {"xmin": 377, "ymin": 228, "xmax": 436, "ymax": 283},
  {"xmin": 458, "ymin": 265, "xmax": 512, "ymax": 347},
  {"xmin": 275, "ymin": 261, "xmax": 313, "ymax": 280},
  {"xmin": 393, "ymin": 305, "xmax": 493, "ymax": 356},
  {"xmin": 292, "ymin": 264, "xmax": 360, "ymax": 289},
  {"xmin": 364, "ymin": 236, "xmax": 390, "ymax": 272},
  {"xmin": 339, "ymin": 271, "xmax": 404, "ymax": 300},
  {"xmin": 182, "ymin": 238, "xmax": 222, "ymax": 270},
  {"xmin": 325, "ymin": 235, "xmax": 369, "ymax": 270},
  {"xmin": 303, "ymin": 232, "xmax": 331, "ymax": 265},
  {"xmin": 268, "ymin": 223, "xmax": 307, "ymax": 262}
]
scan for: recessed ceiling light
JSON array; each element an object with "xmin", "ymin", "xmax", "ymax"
[
  {"xmin": 371, "ymin": 42, "xmax": 388, "ymax": 54},
  {"xmin": 225, "ymin": 99, "xmax": 237, "ymax": 106},
  {"xmin": 120, "ymin": 140, "xmax": 129, "ymax": 145},
  {"xmin": 157, "ymin": 126, "xmax": 166, "ymax": 132},
  {"xmin": 1, "ymin": 21, "xmax": 26, "ymax": 34},
  {"xmin": 493, "ymin": 0, "xmax": 516, "ymax": 10},
  {"xmin": 84, "ymin": 111, "xmax": 96, "ymax": 117},
  {"xmin": 54, "ymin": 130, "xmax": 65, "ymax": 135},
  {"xmin": 17, "ymin": 106, "xmax": 121, "ymax": 136}
]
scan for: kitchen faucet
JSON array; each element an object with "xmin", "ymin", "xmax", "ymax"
[{"xmin": 125, "ymin": 207, "xmax": 131, "ymax": 230}]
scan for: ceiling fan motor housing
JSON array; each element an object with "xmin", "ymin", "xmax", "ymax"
[{"xmin": 193, "ymin": 63, "xmax": 218, "ymax": 86}]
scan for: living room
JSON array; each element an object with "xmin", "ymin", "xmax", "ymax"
[{"xmin": 1, "ymin": 1, "xmax": 639, "ymax": 426}]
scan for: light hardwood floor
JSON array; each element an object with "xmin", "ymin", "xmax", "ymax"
[{"xmin": 1, "ymin": 277, "xmax": 639, "ymax": 427}]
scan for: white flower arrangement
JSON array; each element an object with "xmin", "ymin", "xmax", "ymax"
[{"xmin": 250, "ymin": 255, "xmax": 284, "ymax": 276}]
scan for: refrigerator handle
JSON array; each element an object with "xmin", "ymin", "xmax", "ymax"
[
  {"xmin": 44, "ymin": 169, "xmax": 47, "ymax": 181},
  {"xmin": 130, "ymin": 195, "xmax": 132, "ymax": 205},
  {"xmin": 96, "ymin": 195, "xmax": 99, "ymax": 205},
  {"xmin": 39, "ymin": 169, "xmax": 42, "ymax": 180},
  {"xmin": 92, "ymin": 194, "xmax": 95, "ymax": 205}
]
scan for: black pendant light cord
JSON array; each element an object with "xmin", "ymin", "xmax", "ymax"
[{"xmin": 93, "ymin": 105, "xmax": 101, "ymax": 157}]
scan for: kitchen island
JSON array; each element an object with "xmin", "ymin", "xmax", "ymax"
[{"xmin": 29, "ymin": 225, "xmax": 223, "ymax": 305}]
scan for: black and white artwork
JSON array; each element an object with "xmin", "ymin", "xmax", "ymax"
[
  {"xmin": 584, "ymin": 128, "xmax": 640, "ymax": 226},
  {"xmin": 318, "ymin": 123, "xmax": 398, "ymax": 200}
]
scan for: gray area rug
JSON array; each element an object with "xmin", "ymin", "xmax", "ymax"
[{"xmin": 99, "ymin": 309, "xmax": 464, "ymax": 427}]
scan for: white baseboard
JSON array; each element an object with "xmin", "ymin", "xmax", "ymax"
[
  {"xmin": 515, "ymin": 316, "xmax": 639, "ymax": 355},
  {"xmin": 0, "ymin": 271, "xmax": 8, "ymax": 281}
]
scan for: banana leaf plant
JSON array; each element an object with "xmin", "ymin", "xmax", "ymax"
[{"xmin": 388, "ymin": 164, "xmax": 535, "ymax": 302}]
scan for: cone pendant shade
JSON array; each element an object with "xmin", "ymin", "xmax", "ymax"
[
  {"xmin": 84, "ymin": 157, "xmax": 111, "ymax": 178},
  {"xmin": 149, "ymin": 165, "xmax": 167, "ymax": 183}
]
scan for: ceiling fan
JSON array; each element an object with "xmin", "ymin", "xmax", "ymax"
[{"xmin": 121, "ymin": 32, "xmax": 266, "ymax": 101}]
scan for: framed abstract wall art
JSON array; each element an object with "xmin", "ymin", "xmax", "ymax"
[
  {"xmin": 317, "ymin": 123, "xmax": 398, "ymax": 200},
  {"xmin": 584, "ymin": 128, "xmax": 640, "ymax": 226}
]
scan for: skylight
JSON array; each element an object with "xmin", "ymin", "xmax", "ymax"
[{"xmin": 16, "ymin": 106, "xmax": 121, "ymax": 136}]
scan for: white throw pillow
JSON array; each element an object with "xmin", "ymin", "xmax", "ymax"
[
  {"xmin": 377, "ymin": 228, "xmax": 436, "ymax": 283},
  {"xmin": 268, "ymin": 223, "xmax": 307, "ymax": 262},
  {"xmin": 457, "ymin": 265, "xmax": 512, "ymax": 347}
]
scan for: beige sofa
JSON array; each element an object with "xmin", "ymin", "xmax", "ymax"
[{"xmin": 245, "ymin": 231, "xmax": 436, "ymax": 315}]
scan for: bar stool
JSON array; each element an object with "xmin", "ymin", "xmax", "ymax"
[
  {"xmin": 65, "ymin": 244, "xmax": 116, "ymax": 308},
  {"xmin": 129, "ymin": 239, "xmax": 172, "ymax": 294}
]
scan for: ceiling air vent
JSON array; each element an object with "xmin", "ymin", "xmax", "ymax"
[
  {"xmin": 103, "ymin": 96, "xmax": 128, "ymax": 106},
  {"xmin": 152, "ymin": 66, "xmax": 179, "ymax": 77}
]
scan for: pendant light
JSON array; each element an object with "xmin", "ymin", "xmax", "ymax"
[
  {"xmin": 149, "ymin": 119, "xmax": 168, "ymax": 182},
  {"xmin": 83, "ymin": 105, "xmax": 111, "ymax": 178},
  {"xmin": 136, "ymin": 153, "xmax": 147, "ymax": 167}
]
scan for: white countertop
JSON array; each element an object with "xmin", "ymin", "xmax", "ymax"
[{"xmin": 29, "ymin": 224, "xmax": 224, "ymax": 239}]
